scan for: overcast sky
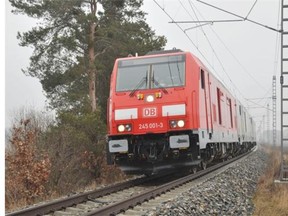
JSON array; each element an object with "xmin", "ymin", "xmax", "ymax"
[
  {"xmin": 5, "ymin": 0, "xmax": 47, "ymax": 128},
  {"xmin": 5, "ymin": 0, "xmax": 281, "ymax": 139}
]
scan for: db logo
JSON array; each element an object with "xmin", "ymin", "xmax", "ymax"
[{"xmin": 143, "ymin": 107, "xmax": 157, "ymax": 117}]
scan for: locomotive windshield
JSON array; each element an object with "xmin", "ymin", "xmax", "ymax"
[{"xmin": 116, "ymin": 54, "xmax": 185, "ymax": 92}]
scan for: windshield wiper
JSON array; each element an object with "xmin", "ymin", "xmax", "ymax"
[
  {"xmin": 152, "ymin": 77, "xmax": 168, "ymax": 94},
  {"xmin": 129, "ymin": 77, "xmax": 147, "ymax": 97},
  {"xmin": 168, "ymin": 62, "xmax": 174, "ymax": 86},
  {"xmin": 176, "ymin": 61, "xmax": 183, "ymax": 84}
]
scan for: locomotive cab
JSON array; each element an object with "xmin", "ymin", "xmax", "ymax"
[
  {"xmin": 107, "ymin": 50, "xmax": 201, "ymax": 175},
  {"xmin": 106, "ymin": 49, "xmax": 256, "ymax": 175}
]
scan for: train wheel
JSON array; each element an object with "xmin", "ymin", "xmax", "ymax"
[
  {"xmin": 190, "ymin": 166, "xmax": 198, "ymax": 174},
  {"xmin": 201, "ymin": 161, "xmax": 207, "ymax": 170},
  {"xmin": 145, "ymin": 172, "xmax": 154, "ymax": 177}
]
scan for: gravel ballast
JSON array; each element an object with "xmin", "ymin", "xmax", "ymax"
[{"xmin": 145, "ymin": 150, "xmax": 268, "ymax": 216}]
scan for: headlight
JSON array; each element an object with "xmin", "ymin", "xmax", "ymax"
[
  {"xmin": 117, "ymin": 124, "xmax": 132, "ymax": 132},
  {"xmin": 125, "ymin": 124, "xmax": 132, "ymax": 131},
  {"xmin": 170, "ymin": 120, "xmax": 177, "ymax": 128},
  {"xmin": 177, "ymin": 120, "xmax": 185, "ymax": 128},
  {"xmin": 169, "ymin": 120, "xmax": 185, "ymax": 129},
  {"xmin": 146, "ymin": 95, "xmax": 154, "ymax": 102},
  {"xmin": 118, "ymin": 125, "xmax": 125, "ymax": 132}
]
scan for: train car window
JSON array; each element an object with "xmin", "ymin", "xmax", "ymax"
[
  {"xmin": 244, "ymin": 112, "xmax": 247, "ymax": 132},
  {"xmin": 213, "ymin": 104, "xmax": 217, "ymax": 122},
  {"xmin": 116, "ymin": 54, "xmax": 185, "ymax": 91},
  {"xmin": 228, "ymin": 98, "xmax": 233, "ymax": 128},
  {"xmin": 200, "ymin": 69, "xmax": 205, "ymax": 89},
  {"xmin": 217, "ymin": 88, "xmax": 222, "ymax": 125}
]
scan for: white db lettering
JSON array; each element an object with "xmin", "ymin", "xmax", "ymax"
[{"xmin": 143, "ymin": 108, "xmax": 157, "ymax": 117}]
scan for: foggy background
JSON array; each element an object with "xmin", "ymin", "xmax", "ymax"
[{"xmin": 5, "ymin": 0, "xmax": 282, "ymax": 144}]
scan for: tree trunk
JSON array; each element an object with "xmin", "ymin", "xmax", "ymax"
[
  {"xmin": 88, "ymin": 23, "xmax": 97, "ymax": 112},
  {"xmin": 88, "ymin": 0, "xmax": 97, "ymax": 113}
]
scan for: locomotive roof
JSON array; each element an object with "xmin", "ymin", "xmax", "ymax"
[
  {"xmin": 113, "ymin": 51, "xmax": 253, "ymax": 122},
  {"xmin": 145, "ymin": 49, "xmax": 183, "ymax": 56}
]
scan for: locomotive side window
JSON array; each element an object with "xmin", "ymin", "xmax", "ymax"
[
  {"xmin": 200, "ymin": 69, "xmax": 205, "ymax": 89},
  {"xmin": 244, "ymin": 112, "xmax": 247, "ymax": 132},
  {"xmin": 227, "ymin": 98, "xmax": 233, "ymax": 128},
  {"xmin": 116, "ymin": 54, "xmax": 185, "ymax": 92},
  {"xmin": 213, "ymin": 104, "xmax": 217, "ymax": 122},
  {"xmin": 217, "ymin": 88, "xmax": 222, "ymax": 125}
]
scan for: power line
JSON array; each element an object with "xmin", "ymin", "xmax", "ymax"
[
  {"xmin": 153, "ymin": 0, "xmax": 225, "ymax": 83},
  {"xmin": 196, "ymin": 0, "xmax": 280, "ymax": 32},
  {"xmin": 245, "ymin": 97, "xmax": 272, "ymax": 100},
  {"xmin": 183, "ymin": 0, "xmax": 242, "ymax": 96},
  {"xmin": 272, "ymin": 75, "xmax": 276, "ymax": 146},
  {"xmin": 187, "ymin": 0, "xmax": 267, "ymax": 99},
  {"xmin": 273, "ymin": 0, "xmax": 281, "ymax": 76},
  {"xmin": 184, "ymin": 23, "xmax": 212, "ymax": 32},
  {"xmin": 246, "ymin": 88, "xmax": 272, "ymax": 111},
  {"xmin": 245, "ymin": 0, "xmax": 258, "ymax": 19},
  {"xmin": 170, "ymin": 19, "xmax": 244, "ymax": 24},
  {"xmin": 247, "ymin": 106, "xmax": 273, "ymax": 112},
  {"xmin": 154, "ymin": 0, "xmax": 274, "ymax": 111}
]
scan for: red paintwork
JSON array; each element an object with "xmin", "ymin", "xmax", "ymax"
[{"xmin": 108, "ymin": 51, "xmax": 238, "ymax": 137}]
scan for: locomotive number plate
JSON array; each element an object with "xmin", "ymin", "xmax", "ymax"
[
  {"xmin": 143, "ymin": 107, "xmax": 157, "ymax": 117},
  {"xmin": 138, "ymin": 122, "xmax": 164, "ymax": 130}
]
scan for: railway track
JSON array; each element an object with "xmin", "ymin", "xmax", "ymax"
[
  {"xmin": 5, "ymin": 171, "xmax": 180, "ymax": 216},
  {"xmin": 6, "ymin": 148, "xmax": 255, "ymax": 216}
]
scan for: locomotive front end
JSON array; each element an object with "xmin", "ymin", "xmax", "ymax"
[{"xmin": 107, "ymin": 51, "xmax": 199, "ymax": 175}]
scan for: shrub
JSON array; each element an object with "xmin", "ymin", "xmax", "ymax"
[{"xmin": 6, "ymin": 120, "xmax": 51, "ymax": 209}]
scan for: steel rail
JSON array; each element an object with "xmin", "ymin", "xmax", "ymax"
[
  {"xmin": 5, "ymin": 175, "xmax": 162, "ymax": 216},
  {"xmin": 85, "ymin": 149, "xmax": 254, "ymax": 216}
]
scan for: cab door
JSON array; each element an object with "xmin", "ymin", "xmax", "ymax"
[{"xmin": 201, "ymin": 69, "xmax": 213, "ymax": 136}]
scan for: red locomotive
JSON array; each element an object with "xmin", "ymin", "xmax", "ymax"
[{"xmin": 107, "ymin": 49, "xmax": 256, "ymax": 175}]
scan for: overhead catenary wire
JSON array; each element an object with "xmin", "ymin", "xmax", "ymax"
[
  {"xmin": 178, "ymin": 0, "xmax": 245, "ymax": 100},
  {"xmin": 188, "ymin": 0, "xmax": 274, "ymax": 93},
  {"xmin": 246, "ymin": 87, "xmax": 272, "ymax": 107},
  {"xmin": 184, "ymin": 23, "xmax": 212, "ymax": 32},
  {"xmin": 180, "ymin": 0, "xmax": 251, "ymax": 106},
  {"xmin": 152, "ymin": 0, "xmax": 225, "ymax": 84},
  {"xmin": 196, "ymin": 0, "xmax": 280, "ymax": 32},
  {"xmin": 187, "ymin": 0, "xmax": 270, "ymax": 93},
  {"xmin": 245, "ymin": 97, "xmax": 272, "ymax": 100},
  {"xmin": 170, "ymin": 19, "xmax": 244, "ymax": 24},
  {"xmin": 153, "ymin": 0, "xmax": 276, "ymax": 116},
  {"xmin": 248, "ymin": 106, "xmax": 273, "ymax": 112},
  {"xmin": 246, "ymin": 99, "xmax": 273, "ymax": 112},
  {"xmin": 273, "ymin": 0, "xmax": 281, "ymax": 75},
  {"xmin": 186, "ymin": 0, "xmax": 275, "ymax": 122},
  {"xmin": 245, "ymin": 0, "xmax": 258, "ymax": 19},
  {"xmin": 254, "ymin": 87, "xmax": 272, "ymax": 107}
]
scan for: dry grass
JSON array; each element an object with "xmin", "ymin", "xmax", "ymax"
[{"xmin": 253, "ymin": 146, "xmax": 288, "ymax": 216}]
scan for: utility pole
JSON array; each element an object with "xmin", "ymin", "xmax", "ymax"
[
  {"xmin": 267, "ymin": 104, "xmax": 270, "ymax": 144},
  {"xmin": 263, "ymin": 115, "xmax": 266, "ymax": 144},
  {"xmin": 279, "ymin": 0, "xmax": 288, "ymax": 181},
  {"xmin": 257, "ymin": 121, "xmax": 262, "ymax": 145},
  {"xmin": 272, "ymin": 76, "xmax": 277, "ymax": 147}
]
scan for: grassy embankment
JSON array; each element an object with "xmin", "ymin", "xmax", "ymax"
[{"xmin": 253, "ymin": 146, "xmax": 288, "ymax": 216}]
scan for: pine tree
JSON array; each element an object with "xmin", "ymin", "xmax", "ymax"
[{"xmin": 10, "ymin": 0, "xmax": 166, "ymax": 113}]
